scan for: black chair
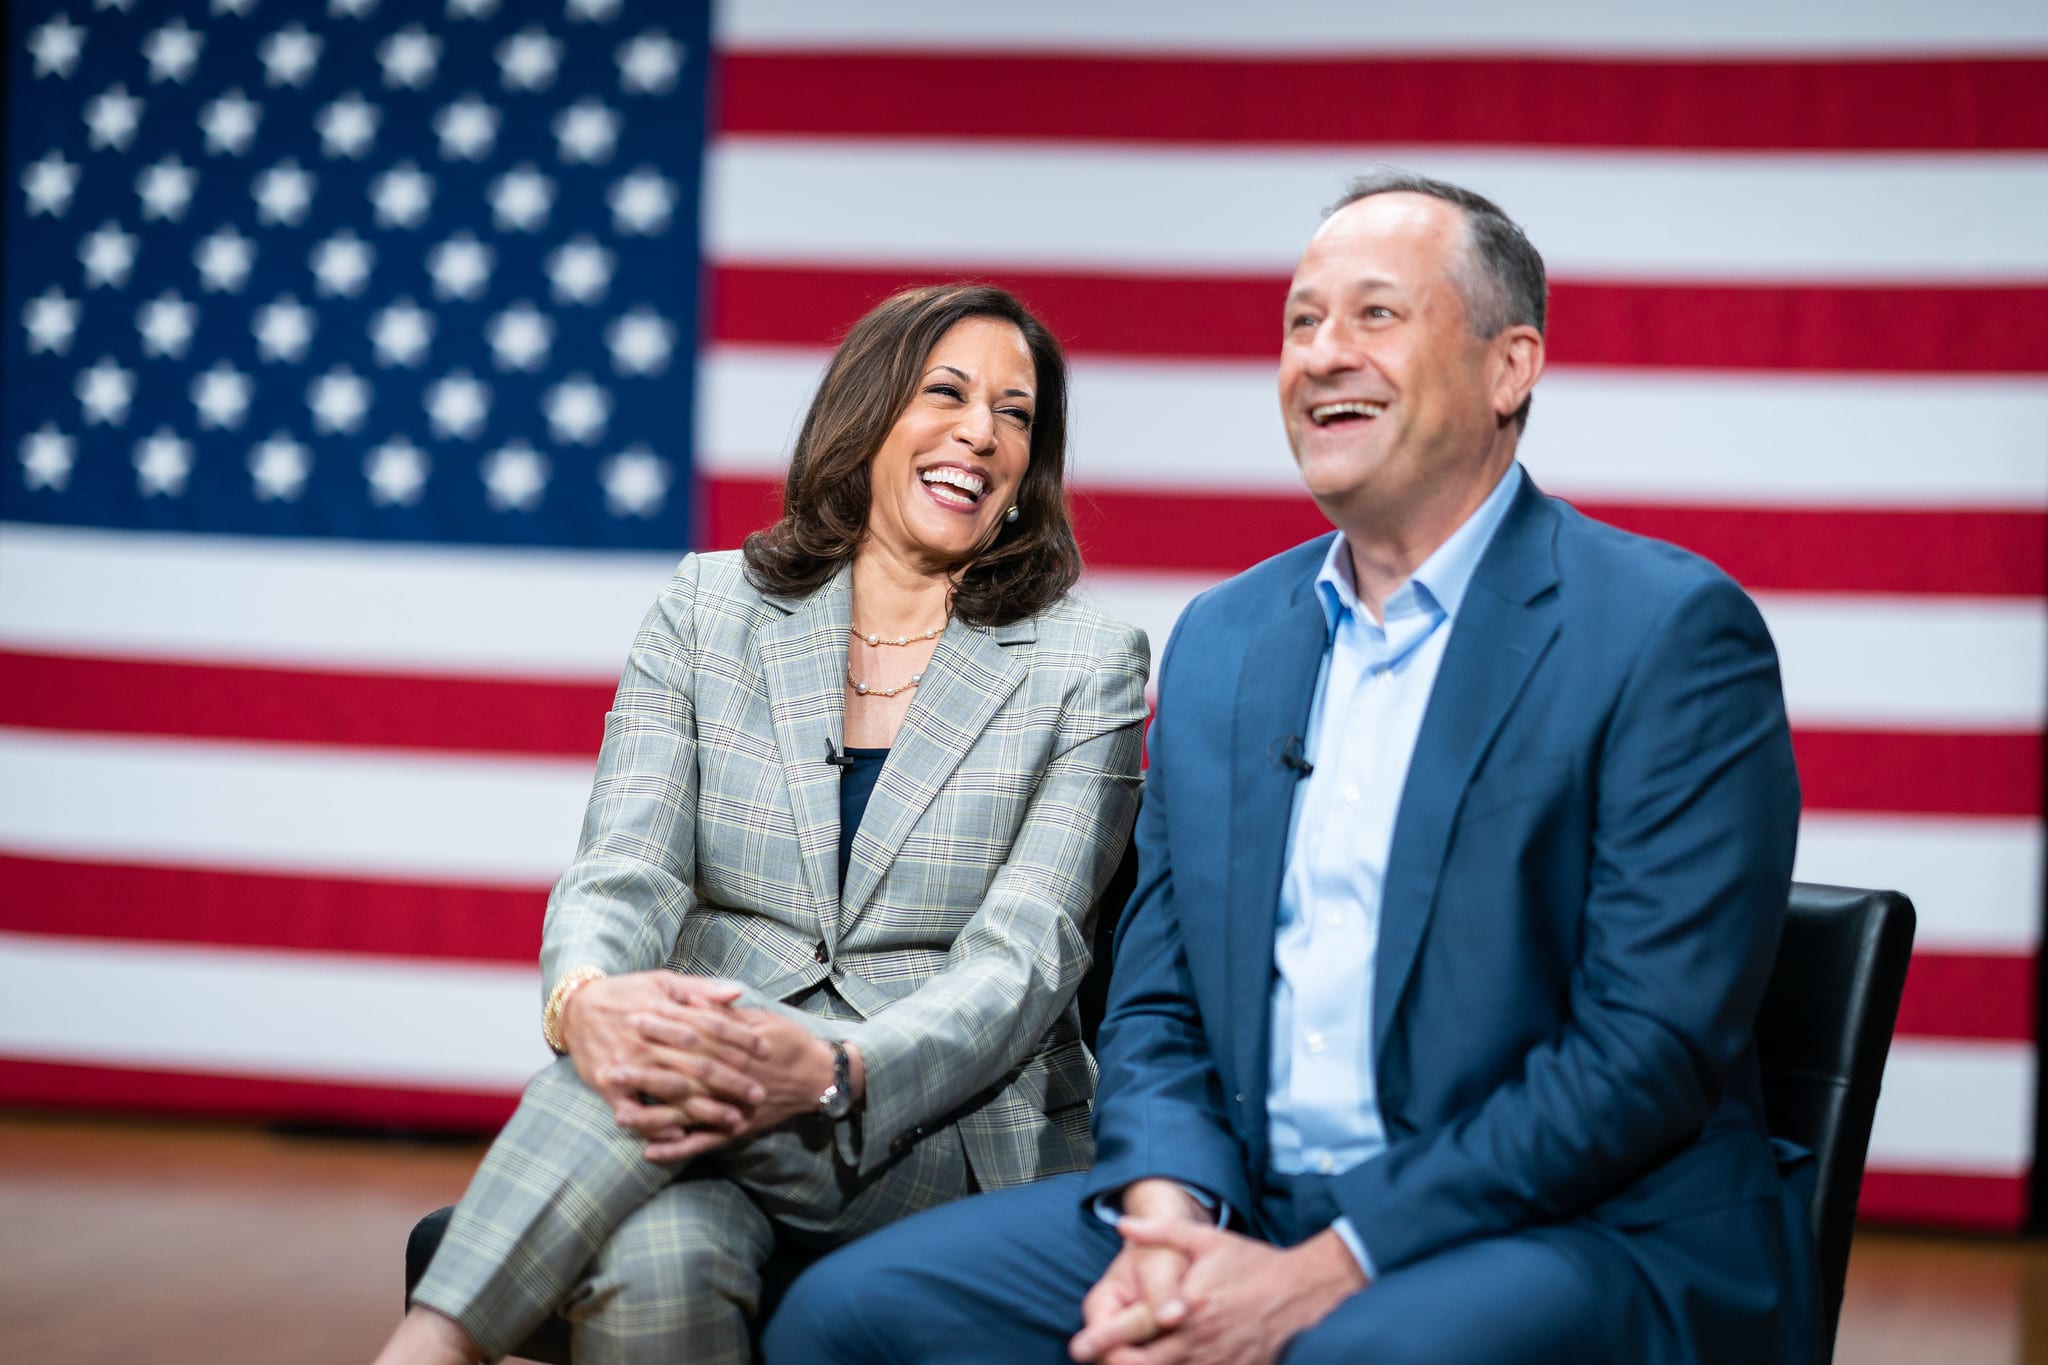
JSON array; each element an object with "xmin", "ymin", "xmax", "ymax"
[
  {"xmin": 1755, "ymin": 882, "xmax": 1916, "ymax": 1360},
  {"xmin": 405, "ymin": 876, "xmax": 1914, "ymax": 1364}
]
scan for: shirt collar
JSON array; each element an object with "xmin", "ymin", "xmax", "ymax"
[{"xmin": 1314, "ymin": 461, "xmax": 1524, "ymax": 635}]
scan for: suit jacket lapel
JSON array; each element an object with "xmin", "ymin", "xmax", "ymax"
[
  {"xmin": 757, "ymin": 566, "xmax": 853, "ymax": 938},
  {"xmin": 1374, "ymin": 478, "xmax": 1562, "ymax": 1055},
  {"xmin": 839, "ymin": 617, "xmax": 1031, "ymax": 926},
  {"xmin": 1225, "ymin": 560, "xmax": 1331, "ymax": 1109}
]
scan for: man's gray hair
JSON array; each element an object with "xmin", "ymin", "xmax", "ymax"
[{"xmin": 1329, "ymin": 169, "xmax": 1548, "ymax": 428}]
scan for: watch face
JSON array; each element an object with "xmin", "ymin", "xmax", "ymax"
[{"xmin": 819, "ymin": 1084, "xmax": 853, "ymax": 1120}]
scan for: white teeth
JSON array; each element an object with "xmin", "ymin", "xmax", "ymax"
[
  {"xmin": 920, "ymin": 467, "xmax": 986, "ymax": 499},
  {"xmin": 1311, "ymin": 400, "xmax": 1386, "ymax": 425}
]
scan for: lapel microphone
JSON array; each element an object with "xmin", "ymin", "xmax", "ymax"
[
  {"xmin": 823, "ymin": 738, "xmax": 855, "ymax": 770},
  {"xmin": 1270, "ymin": 735, "xmax": 1315, "ymax": 779}
]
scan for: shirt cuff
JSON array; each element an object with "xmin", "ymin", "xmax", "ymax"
[
  {"xmin": 1330, "ymin": 1216, "xmax": 1376, "ymax": 1279},
  {"xmin": 1090, "ymin": 1183, "xmax": 1227, "ymax": 1229}
]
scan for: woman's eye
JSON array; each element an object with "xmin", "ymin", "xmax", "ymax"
[
  {"xmin": 1001, "ymin": 407, "xmax": 1033, "ymax": 427},
  {"xmin": 925, "ymin": 383, "xmax": 962, "ymax": 400}
]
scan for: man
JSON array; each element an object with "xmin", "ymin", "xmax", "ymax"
[{"xmin": 763, "ymin": 171, "xmax": 1818, "ymax": 1365}]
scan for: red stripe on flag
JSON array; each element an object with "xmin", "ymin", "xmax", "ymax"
[
  {"xmin": 1895, "ymin": 952, "xmax": 2038, "ymax": 1041},
  {"xmin": 0, "ymin": 1057, "xmax": 516, "ymax": 1133},
  {"xmin": 710, "ymin": 266, "xmax": 2048, "ymax": 373},
  {"xmin": 0, "ymin": 649, "xmax": 615, "ymax": 758},
  {"xmin": 720, "ymin": 53, "xmax": 2048, "ymax": 152},
  {"xmin": 704, "ymin": 474, "xmax": 2047, "ymax": 597},
  {"xmin": 0, "ymin": 854, "xmax": 546, "ymax": 963},
  {"xmin": 1793, "ymin": 729, "xmax": 2043, "ymax": 818},
  {"xmin": 1859, "ymin": 1168, "xmax": 2030, "ymax": 1231}
]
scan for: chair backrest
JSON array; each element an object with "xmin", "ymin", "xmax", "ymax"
[
  {"xmin": 1076, "ymin": 834, "xmax": 1140, "ymax": 1050},
  {"xmin": 1754, "ymin": 881, "xmax": 1916, "ymax": 1358}
]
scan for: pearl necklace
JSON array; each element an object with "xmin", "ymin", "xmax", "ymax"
[
  {"xmin": 846, "ymin": 617, "xmax": 945, "ymax": 698},
  {"xmin": 847, "ymin": 662, "xmax": 923, "ymax": 698},
  {"xmin": 849, "ymin": 622, "xmax": 945, "ymax": 647}
]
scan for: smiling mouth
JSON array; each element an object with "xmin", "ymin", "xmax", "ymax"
[
  {"xmin": 919, "ymin": 466, "xmax": 988, "ymax": 507},
  {"xmin": 1310, "ymin": 400, "xmax": 1387, "ymax": 426}
]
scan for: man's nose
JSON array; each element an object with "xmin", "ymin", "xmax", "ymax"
[{"xmin": 1304, "ymin": 323, "xmax": 1364, "ymax": 375}]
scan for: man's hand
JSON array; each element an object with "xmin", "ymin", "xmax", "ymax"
[
  {"xmin": 559, "ymin": 971, "xmax": 767, "ymax": 1157},
  {"xmin": 1069, "ymin": 1180, "xmax": 1208, "ymax": 1362},
  {"xmin": 1092, "ymin": 1220, "xmax": 1368, "ymax": 1365}
]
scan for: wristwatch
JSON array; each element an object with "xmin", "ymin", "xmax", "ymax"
[{"xmin": 817, "ymin": 1040, "xmax": 856, "ymax": 1120}]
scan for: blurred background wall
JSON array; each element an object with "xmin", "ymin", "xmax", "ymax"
[{"xmin": 1, "ymin": 0, "xmax": 2042, "ymax": 1235}]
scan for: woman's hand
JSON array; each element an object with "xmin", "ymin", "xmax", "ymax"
[
  {"xmin": 626, "ymin": 1010, "xmax": 862, "ymax": 1162},
  {"xmin": 560, "ymin": 971, "xmax": 768, "ymax": 1154}
]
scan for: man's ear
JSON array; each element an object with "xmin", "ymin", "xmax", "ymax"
[{"xmin": 1491, "ymin": 325, "xmax": 1544, "ymax": 421}]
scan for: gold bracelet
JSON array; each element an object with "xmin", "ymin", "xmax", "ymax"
[{"xmin": 541, "ymin": 967, "xmax": 607, "ymax": 1054}]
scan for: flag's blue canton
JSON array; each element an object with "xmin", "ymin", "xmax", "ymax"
[{"xmin": 2, "ymin": 0, "xmax": 709, "ymax": 551}]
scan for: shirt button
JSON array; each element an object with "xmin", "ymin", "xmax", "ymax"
[
  {"xmin": 813, "ymin": 940, "xmax": 829, "ymax": 964},
  {"xmin": 1314, "ymin": 1150, "xmax": 1337, "ymax": 1173},
  {"xmin": 1306, "ymin": 1031, "xmax": 1328, "ymax": 1054},
  {"xmin": 1342, "ymin": 785, "xmax": 1361, "ymax": 803},
  {"xmin": 1234, "ymin": 1092, "xmax": 1247, "ymax": 1104}
]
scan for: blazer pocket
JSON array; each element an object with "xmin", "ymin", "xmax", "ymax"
[{"xmin": 1458, "ymin": 754, "xmax": 1576, "ymax": 824}]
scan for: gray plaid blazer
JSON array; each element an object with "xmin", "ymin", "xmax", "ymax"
[{"xmin": 541, "ymin": 551, "xmax": 1150, "ymax": 1186}]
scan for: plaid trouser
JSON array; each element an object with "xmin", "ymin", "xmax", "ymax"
[{"xmin": 413, "ymin": 1048, "xmax": 973, "ymax": 1364}]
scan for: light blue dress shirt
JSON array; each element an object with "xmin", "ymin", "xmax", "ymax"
[{"xmin": 1268, "ymin": 463, "xmax": 1523, "ymax": 1274}]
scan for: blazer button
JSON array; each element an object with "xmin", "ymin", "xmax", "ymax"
[{"xmin": 813, "ymin": 940, "xmax": 829, "ymax": 964}]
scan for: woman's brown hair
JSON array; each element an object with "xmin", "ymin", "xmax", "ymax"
[{"xmin": 740, "ymin": 284, "xmax": 1080, "ymax": 628}]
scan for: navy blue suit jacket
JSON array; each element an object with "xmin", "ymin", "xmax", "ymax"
[{"xmin": 1086, "ymin": 474, "xmax": 1811, "ymax": 1330}]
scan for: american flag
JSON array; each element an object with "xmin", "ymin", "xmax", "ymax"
[{"xmin": 1, "ymin": 2, "xmax": 2042, "ymax": 1234}]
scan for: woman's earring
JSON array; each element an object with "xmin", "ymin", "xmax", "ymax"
[{"xmin": 1004, "ymin": 505, "xmax": 1020, "ymax": 524}]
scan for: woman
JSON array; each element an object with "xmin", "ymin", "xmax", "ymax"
[{"xmin": 375, "ymin": 284, "xmax": 1150, "ymax": 1364}]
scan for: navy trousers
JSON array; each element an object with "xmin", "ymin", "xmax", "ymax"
[{"xmin": 762, "ymin": 1168, "xmax": 1812, "ymax": 1365}]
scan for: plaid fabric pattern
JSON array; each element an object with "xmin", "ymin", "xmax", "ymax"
[{"xmin": 543, "ymin": 551, "xmax": 1150, "ymax": 1178}]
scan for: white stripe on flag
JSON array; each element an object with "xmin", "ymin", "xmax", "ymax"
[
  {"xmin": 0, "ymin": 932, "xmax": 547, "ymax": 1089},
  {"xmin": 708, "ymin": 143, "xmax": 2048, "ymax": 280},
  {"xmin": 701, "ymin": 349, "xmax": 2048, "ymax": 508},
  {"xmin": 0, "ymin": 727, "xmax": 588, "ymax": 883},
  {"xmin": 1795, "ymin": 815, "xmax": 2045, "ymax": 954},
  {"xmin": 1867, "ymin": 1038, "xmax": 2038, "ymax": 1175},
  {"xmin": 718, "ymin": 0, "xmax": 2048, "ymax": 54}
]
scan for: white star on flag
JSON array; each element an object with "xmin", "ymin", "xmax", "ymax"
[
  {"xmin": 309, "ymin": 366, "xmax": 373, "ymax": 434},
  {"xmin": 328, "ymin": 0, "xmax": 379, "ymax": 18},
  {"xmin": 370, "ymin": 162, "xmax": 434, "ymax": 228},
  {"xmin": 23, "ymin": 151, "xmax": 79, "ymax": 217},
  {"xmin": 102, "ymin": 0, "xmax": 140, "ymax": 11},
  {"xmin": 213, "ymin": 0, "xmax": 259, "ymax": 15},
  {"xmin": 194, "ymin": 224, "xmax": 256, "ymax": 293},
  {"xmin": 482, "ymin": 440, "xmax": 548, "ymax": 511},
  {"xmin": 489, "ymin": 165, "xmax": 553, "ymax": 231},
  {"xmin": 311, "ymin": 230, "xmax": 376, "ymax": 297},
  {"xmin": 81, "ymin": 221, "xmax": 140, "ymax": 289},
  {"xmin": 260, "ymin": 24, "xmax": 324, "ymax": 87},
  {"xmin": 316, "ymin": 93, "xmax": 381, "ymax": 159},
  {"xmin": 601, "ymin": 445, "xmax": 668, "ymax": 517},
  {"xmin": 21, "ymin": 424, "xmax": 77, "ymax": 491},
  {"xmin": 137, "ymin": 155, "xmax": 199, "ymax": 221},
  {"xmin": 498, "ymin": 28, "xmax": 563, "ymax": 90},
  {"xmin": 547, "ymin": 236, "xmax": 613, "ymax": 304},
  {"xmin": 486, "ymin": 302, "xmax": 551, "ymax": 371},
  {"xmin": 254, "ymin": 296, "xmax": 317, "ymax": 363},
  {"xmin": 447, "ymin": 0, "xmax": 499, "ymax": 18},
  {"xmin": 427, "ymin": 232, "xmax": 494, "ymax": 300},
  {"xmin": 249, "ymin": 432, "xmax": 313, "ymax": 501},
  {"xmin": 380, "ymin": 25, "xmax": 442, "ymax": 88},
  {"xmin": 253, "ymin": 159, "xmax": 317, "ymax": 226},
  {"xmin": 544, "ymin": 374, "xmax": 610, "ymax": 445},
  {"xmin": 567, "ymin": 0, "xmax": 622, "ymax": 22},
  {"xmin": 24, "ymin": 286, "xmax": 81, "ymax": 355},
  {"xmin": 135, "ymin": 428, "xmax": 195, "ymax": 496},
  {"xmin": 426, "ymin": 371, "xmax": 490, "ymax": 439},
  {"xmin": 365, "ymin": 435, "xmax": 429, "ymax": 505},
  {"xmin": 608, "ymin": 168, "xmax": 675, "ymax": 235},
  {"xmin": 200, "ymin": 90, "xmax": 262, "ymax": 156},
  {"xmin": 77, "ymin": 357, "xmax": 136, "ymax": 425},
  {"xmin": 618, "ymin": 31, "xmax": 683, "ymax": 95},
  {"xmin": 606, "ymin": 306, "xmax": 674, "ymax": 375},
  {"xmin": 192, "ymin": 360, "xmax": 254, "ymax": 429},
  {"xmin": 29, "ymin": 16, "xmax": 87, "ymax": 80},
  {"xmin": 143, "ymin": 19, "xmax": 204, "ymax": 83},
  {"xmin": 434, "ymin": 96, "xmax": 499, "ymax": 160},
  {"xmin": 138, "ymin": 291, "xmax": 199, "ymax": 359},
  {"xmin": 552, "ymin": 99, "xmax": 619, "ymax": 164},
  {"xmin": 370, "ymin": 299, "xmax": 434, "ymax": 368},
  {"xmin": 84, "ymin": 85, "xmax": 144, "ymax": 152}
]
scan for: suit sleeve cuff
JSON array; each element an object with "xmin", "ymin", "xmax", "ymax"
[
  {"xmin": 1330, "ymin": 1216, "xmax": 1375, "ymax": 1279},
  {"xmin": 1090, "ymin": 1183, "xmax": 1228, "ymax": 1229}
]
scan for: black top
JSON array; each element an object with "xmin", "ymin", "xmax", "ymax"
[{"xmin": 836, "ymin": 746, "xmax": 890, "ymax": 886}]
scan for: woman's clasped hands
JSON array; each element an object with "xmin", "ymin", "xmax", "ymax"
[{"xmin": 558, "ymin": 970, "xmax": 847, "ymax": 1163}]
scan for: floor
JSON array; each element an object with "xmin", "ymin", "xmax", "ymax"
[{"xmin": 1, "ymin": 1110, "xmax": 2043, "ymax": 1364}]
